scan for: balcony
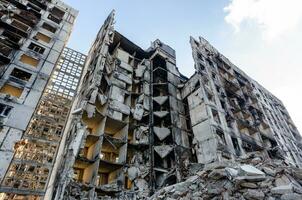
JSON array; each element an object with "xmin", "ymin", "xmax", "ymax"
[
  {"xmin": 0, "ymin": 17, "xmax": 30, "ymax": 37},
  {"xmin": 27, "ymin": 0, "xmax": 48, "ymax": 10},
  {"xmin": 1, "ymin": 29, "xmax": 23, "ymax": 49},
  {"xmin": 0, "ymin": 41, "xmax": 13, "ymax": 64},
  {"xmin": 223, "ymin": 77, "xmax": 240, "ymax": 93}
]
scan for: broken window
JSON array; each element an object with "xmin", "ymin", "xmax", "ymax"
[
  {"xmin": 48, "ymin": 14, "xmax": 62, "ymax": 24},
  {"xmin": 2, "ymin": 30, "xmax": 22, "ymax": 45},
  {"xmin": 26, "ymin": 2, "xmax": 42, "ymax": 13},
  {"xmin": 0, "ymin": 41, "xmax": 13, "ymax": 57},
  {"xmin": 34, "ymin": 32, "xmax": 51, "ymax": 43},
  {"xmin": 51, "ymin": 7, "xmax": 65, "ymax": 19},
  {"xmin": 28, "ymin": 42, "xmax": 45, "ymax": 54},
  {"xmin": 10, "ymin": 68, "xmax": 32, "ymax": 84},
  {"xmin": 20, "ymin": 54, "xmax": 39, "ymax": 67},
  {"xmin": 0, "ymin": 103, "xmax": 12, "ymax": 117},
  {"xmin": 42, "ymin": 22, "xmax": 57, "ymax": 33},
  {"xmin": 28, "ymin": 0, "xmax": 47, "ymax": 10},
  {"xmin": 0, "ymin": 83, "xmax": 23, "ymax": 98},
  {"xmin": 11, "ymin": 19, "xmax": 30, "ymax": 32}
]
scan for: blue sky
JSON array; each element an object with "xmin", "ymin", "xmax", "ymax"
[{"xmin": 64, "ymin": 0, "xmax": 302, "ymax": 132}]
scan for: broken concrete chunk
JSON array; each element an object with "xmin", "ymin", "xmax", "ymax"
[
  {"xmin": 133, "ymin": 126, "xmax": 148, "ymax": 144},
  {"xmin": 85, "ymin": 103, "xmax": 95, "ymax": 118},
  {"xmin": 109, "ymin": 100, "xmax": 130, "ymax": 115},
  {"xmin": 132, "ymin": 104, "xmax": 144, "ymax": 120},
  {"xmin": 243, "ymin": 189, "xmax": 265, "ymax": 200},
  {"xmin": 135, "ymin": 64, "xmax": 146, "ymax": 78},
  {"xmin": 113, "ymin": 71, "xmax": 132, "ymax": 84},
  {"xmin": 271, "ymin": 184, "xmax": 293, "ymax": 195},
  {"xmin": 225, "ymin": 167, "xmax": 238, "ymax": 179},
  {"xmin": 154, "ymin": 111, "xmax": 169, "ymax": 118},
  {"xmin": 153, "ymin": 96, "xmax": 168, "ymax": 105},
  {"xmin": 127, "ymin": 166, "xmax": 139, "ymax": 181},
  {"xmin": 262, "ymin": 167, "xmax": 276, "ymax": 176},
  {"xmin": 134, "ymin": 178, "xmax": 149, "ymax": 191},
  {"xmin": 240, "ymin": 182, "xmax": 258, "ymax": 189},
  {"xmin": 275, "ymin": 175, "xmax": 291, "ymax": 187},
  {"xmin": 281, "ymin": 193, "xmax": 302, "ymax": 200},
  {"xmin": 119, "ymin": 61, "xmax": 133, "ymax": 72},
  {"xmin": 153, "ymin": 127, "xmax": 170, "ymax": 141},
  {"xmin": 98, "ymin": 93, "xmax": 108, "ymax": 105},
  {"xmin": 89, "ymin": 88, "xmax": 98, "ymax": 104},
  {"xmin": 154, "ymin": 145, "xmax": 173, "ymax": 158},
  {"xmin": 138, "ymin": 94, "xmax": 145, "ymax": 103},
  {"xmin": 239, "ymin": 165, "xmax": 265, "ymax": 177},
  {"xmin": 208, "ymin": 169, "xmax": 226, "ymax": 180}
]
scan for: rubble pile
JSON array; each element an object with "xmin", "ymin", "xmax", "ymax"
[{"xmin": 149, "ymin": 154, "xmax": 302, "ymax": 200}]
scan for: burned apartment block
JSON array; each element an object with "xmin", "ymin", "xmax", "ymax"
[
  {"xmin": 48, "ymin": 11, "xmax": 302, "ymax": 199},
  {"xmin": 185, "ymin": 37, "xmax": 302, "ymax": 168},
  {"xmin": 0, "ymin": 47, "xmax": 86, "ymax": 199},
  {"xmin": 51, "ymin": 11, "xmax": 193, "ymax": 200},
  {"xmin": 0, "ymin": 0, "xmax": 79, "ymax": 198}
]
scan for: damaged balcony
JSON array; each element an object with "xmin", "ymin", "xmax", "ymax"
[
  {"xmin": 27, "ymin": 0, "xmax": 48, "ymax": 10},
  {"xmin": 153, "ymin": 145, "xmax": 176, "ymax": 188},
  {"xmin": 47, "ymin": 7, "xmax": 65, "ymax": 24},
  {"xmin": 0, "ymin": 82, "xmax": 24, "ymax": 98},
  {"xmin": 82, "ymin": 110, "xmax": 105, "ymax": 136},
  {"xmin": 77, "ymin": 135, "xmax": 100, "ymax": 164},
  {"xmin": 9, "ymin": 67, "xmax": 32, "ymax": 85},
  {"xmin": 222, "ymin": 76, "xmax": 240, "ymax": 93},
  {"xmin": 100, "ymin": 135, "xmax": 126, "ymax": 165},
  {"xmin": 0, "ymin": 15, "xmax": 31, "ymax": 37},
  {"xmin": 240, "ymin": 132, "xmax": 264, "ymax": 153},
  {"xmin": 237, "ymin": 118, "xmax": 258, "ymax": 135},
  {"xmin": 0, "ymin": 39, "xmax": 13, "ymax": 64},
  {"xmin": 73, "ymin": 161, "xmax": 97, "ymax": 185},
  {"xmin": 96, "ymin": 166, "xmax": 123, "ymax": 194},
  {"xmin": 0, "ymin": 28, "xmax": 23, "ymax": 48}
]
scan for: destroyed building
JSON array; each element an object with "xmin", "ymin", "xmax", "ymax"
[
  {"xmin": 0, "ymin": 5, "xmax": 301, "ymax": 199},
  {"xmin": 46, "ymin": 11, "xmax": 302, "ymax": 200},
  {"xmin": 0, "ymin": 0, "xmax": 81, "ymax": 198}
]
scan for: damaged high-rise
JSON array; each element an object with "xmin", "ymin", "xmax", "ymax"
[
  {"xmin": 0, "ymin": 47, "xmax": 86, "ymax": 199},
  {"xmin": 0, "ymin": 0, "xmax": 81, "ymax": 198},
  {"xmin": 0, "ymin": 7, "xmax": 301, "ymax": 199},
  {"xmin": 46, "ymin": 11, "xmax": 302, "ymax": 200}
]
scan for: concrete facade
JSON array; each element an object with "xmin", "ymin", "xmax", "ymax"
[
  {"xmin": 186, "ymin": 37, "xmax": 302, "ymax": 167},
  {"xmin": 0, "ymin": 0, "xmax": 80, "ymax": 197},
  {"xmin": 49, "ymin": 11, "xmax": 302, "ymax": 199},
  {"xmin": 0, "ymin": 46, "xmax": 86, "ymax": 199}
]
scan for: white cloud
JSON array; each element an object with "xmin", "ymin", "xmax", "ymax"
[
  {"xmin": 222, "ymin": 0, "xmax": 302, "ymax": 132},
  {"xmin": 224, "ymin": 0, "xmax": 302, "ymax": 40}
]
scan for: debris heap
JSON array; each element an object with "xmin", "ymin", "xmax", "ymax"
[{"xmin": 150, "ymin": 153, "xmax": 302, "ymax": 200}]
